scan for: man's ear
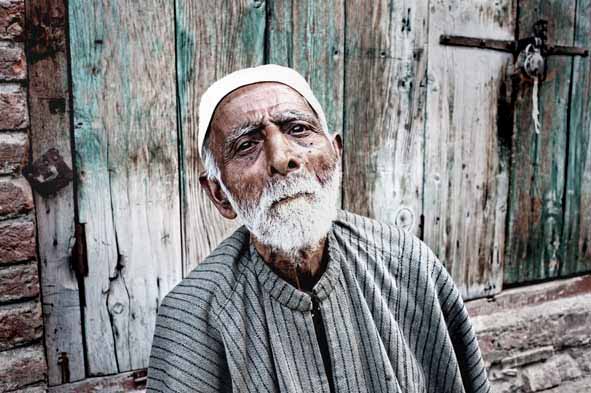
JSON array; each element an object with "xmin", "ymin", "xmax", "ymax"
[
  {"xmin": 331, "ymin": 132, "xmax": 343, "ymax": 159},
  {"xmin": 199, "ymin": 172, "xmax": 237, "ymax": 220}
]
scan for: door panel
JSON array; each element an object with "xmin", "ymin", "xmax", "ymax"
[
  {"xmin": 504, "ymin": 0, "xmax": 577, "ymax": 284},
  {"xmin": 562, "ymin": 0, "xmax": 591, "ymax": 277},
  {"xmin": 176, "ymin": 0, "xmax": 264, "ymax": 274},
  {"xmin": 68, "ymin": 0, "xmax": 182, "ymax": 374},
  {"xmin": 423, "ymin": 0, "xmax": 515, "ymax": 298}
]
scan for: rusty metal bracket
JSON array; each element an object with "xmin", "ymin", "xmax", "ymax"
[
  {"xmin": 57, "ymin": 352, "xmax": 70, "ymax": 384},
  {"xmin": 71, "ymin": 222, "xmax": 88, "ymax": 278},
  {"xmin": 23, "ymin": 147, "xmax": 73, "ymax": 197},
  {"xmin": 133, "ymin": 369, "xmax": 148, "ymax": 388},
  {"xmin": 440, "ymin": 19, "xmax": 589, "ymax": 58}
]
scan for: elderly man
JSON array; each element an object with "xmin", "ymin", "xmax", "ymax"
[{"xmin": 147, "ymin": 65, "xmax": 490, "ymax": 393}]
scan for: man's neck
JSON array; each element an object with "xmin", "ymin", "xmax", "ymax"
[{"xmin": 251, "ymin": 234, "xmax": 329, "ymax": 293}]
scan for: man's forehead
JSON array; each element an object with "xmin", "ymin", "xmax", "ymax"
[
  {"xmin": 211, "ymin": 82, "xmax": 317, "ymax": 131},
  {"xmin": 215, "ymin": 82, "xmax": 313, "ymax": 117}
]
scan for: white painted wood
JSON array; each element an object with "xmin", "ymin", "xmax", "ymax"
[
  {"xmin": 343, "ymin": 0, "xmax": 429, "ymax": 237},
  {"xmin": 423, "ymin": 0, "xmax": 515, "ymax": 299}
]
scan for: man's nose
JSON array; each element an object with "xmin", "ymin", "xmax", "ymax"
[{"xmin": 265, "ymin": 127, "xmax": 302, "ymax": 177}]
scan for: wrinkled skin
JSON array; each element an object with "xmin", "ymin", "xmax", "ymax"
[{"xmin": 199, "ymin": 82, "xmax": 342, "ymax": 290}]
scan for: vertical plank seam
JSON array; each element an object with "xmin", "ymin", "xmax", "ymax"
[
  {"xmin": 559, "ymin": 0, "xmax": 579, "ymax": 277},
  {"xmin": 264, "ymin": 0, "xmax": 271, "ymax": 63},
  {"xmin": 340, "ymin": 0, "xmax": 348, "ymax": 210},
  {"xmin": 172, "ymin": 0, "xmax": 186, "ymax": 279},
  {"xmin": 106, "ymin": 110, "xmax": 123, "ymax": 374},
  {"xmin": 420, "ymin": 0, "xmax": 433, "ymax": 242},
  {"xmin": 63, "ymin": 0, "xmax": 90, "ymax": 378}
]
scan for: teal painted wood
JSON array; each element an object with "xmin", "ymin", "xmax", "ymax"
[
  {"xmin": 68, "ymin": 0, "xmax": 182, "ymax": 375},
  {"xmin": 175, "ymin": 0, "xmax": 265, "ymax": 274},
  {"xmin": 504, "ymin": 0, "xmax": 576, "ymax": 285},
  {"xmin": 266, "ymin": 0, "xmax": 345, "ymax": 137},
  {"xmin": 561, "ymin": 0, "xmax": 591, "ymax": 276}
]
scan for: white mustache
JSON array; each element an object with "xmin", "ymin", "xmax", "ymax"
[{"xmin": 260, "ymin": 172, "xmax": 322, "ymax": 209}]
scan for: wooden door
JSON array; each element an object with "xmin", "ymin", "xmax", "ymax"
[
  {"xmin": 504, "ymin": 0, "xmax": 591, "ymax": 285},
  {"xmin": 68, "ymin": 0, "xmax": 182, "ymax": 378},
  {"xmin": 38, "ymin": 0, "xmax": 589, "ymax": 387}
]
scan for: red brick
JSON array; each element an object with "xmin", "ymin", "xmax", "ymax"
[
  {"xmin": 0, "ymin": 132, "xmax": 28, "ymax": 174},
  {"xmin": 0, "ymin": 177, "xmax": 33, "ymax": 217},
  {"xmin": 0, "ymin": 261, "xmax": 39, "ymax": 302},
  {"xmin": 0, "ymin": 83, "xmax": 28, "ymax": 129},
  {"xmin": 0, "ymin": 0, "xmax": 25, "ymax": 41},
  {"xmin": 0, "ymin": 219, "xmax": 36, "ymax": 264},
  {"xmin": 0, "ymin": 300, "xmax": 43, "ymax": 350},
  {"xmin": 0, "ymin": 41, "xmax": 26, "ymax": 80},
  {"xmin": 0, "ymin": 344, "xmax": 47, "ymax": 391}
]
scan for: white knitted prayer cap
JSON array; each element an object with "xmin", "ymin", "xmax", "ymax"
[{"xmin": 198, "ymin": 64, "xmax": 329, "ymax": 158}]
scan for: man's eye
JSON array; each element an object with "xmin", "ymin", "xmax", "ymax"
[
  {"xmin": 237, "ymin": 140, "xmax": 256, "ymax": 152},
  {"xmin": 290, "ymin": 125, "xmax": 308, "ymax": 135}
]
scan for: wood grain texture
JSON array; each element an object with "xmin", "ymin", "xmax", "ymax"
[
  {"xmin": 68, "ymin": 0, "xmax": 182, "ymax": 375},
  {"xmin": 562, "ymin": 0, "xmax": 591, "ymax": 276},
  {"xmin": 176, "ymin": 0, "xmax": 265, "ymax": 274},
  {"xmin": 423, "ymin": 0, "xmax": 515, "ymax": 299},
  {"xmin": 342, "ymin": 0, "xmax": 428, "ymax": 236},
  {"xmin": 504, "ymin": 0, "xmax": 576, "ymax": 284},
  {"xmin": 25, "ymin": 0, "xmax": 85, "ymax": 384},
  {"xmin": 267, "ymin": 0, "xmax": 344, "ymax": 137}
]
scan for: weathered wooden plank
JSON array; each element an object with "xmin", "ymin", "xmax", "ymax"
[
  {"xmin": 48, "ymin": 369, "xmax": 146, "ymax": 393},
  {"xmin": 467, "ymin": 274, "xmax": 591, "ymax": 317},
  {"xmin": 267, "ymin": 0, "xmax": 344, "ymax": 138},
  {"xmin": 504, "ymin": 0, "xmax": 576, "ymax": 284},
  {"xmin": 423, "ymin": 0, "xmax": 515, "ymax": 299},
  {"xmin": 68, "ymin": 0, "xmax": 182, "ymax": 375},
  {"xmin": 561, "ymin": 0, "xmax": 591, "ymax": 276},
  {"xmin": 25, "ymin": 0, "xmax": 86, "ymax": 384},
  {"xmin": 342, "ymin": 0, "xmax": 429, "ymax": 236},
  {"xmin": 176, "ymin": 0, "xmax": 265, "ymax": 274}
]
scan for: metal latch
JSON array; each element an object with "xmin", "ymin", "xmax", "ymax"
[{"xmin": 439, "ymin": 19, "xmax": 589, "ymax": 67}]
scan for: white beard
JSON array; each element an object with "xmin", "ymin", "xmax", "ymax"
[{"xmin": 219, "ymin": 159, "xmax": 341, "ymax": 259}]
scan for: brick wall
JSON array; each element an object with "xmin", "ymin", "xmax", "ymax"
[{"xmin": 0, "ymin": 1, "xmax": 47, "ymax": 391}]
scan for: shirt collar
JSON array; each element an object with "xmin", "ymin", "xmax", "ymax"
[{"xmin": 246, "ymin": 224, "xmax": 344, "ymax": 311}]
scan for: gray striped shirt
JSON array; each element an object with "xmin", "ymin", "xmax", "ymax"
[{"xmin": 147, "ymin": 210, "xmax": 490, "ymax": 393}]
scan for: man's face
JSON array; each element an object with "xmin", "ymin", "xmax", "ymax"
[{"xmin": 204, "ymin": 82, "xmax": 342, "ymax": 254}]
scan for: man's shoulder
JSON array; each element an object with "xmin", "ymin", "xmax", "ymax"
[
  {"xmin": 334, "ymin": 209, "xmax": 442, "ymax": 273},
  {"xmin": 159, "ymin": 225, "xmax": 250, "ymax": 319}
]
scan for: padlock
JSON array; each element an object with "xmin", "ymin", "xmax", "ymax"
[{"xmin": 522, "ymin": 44, "xmax": 545, "ymax": 79}]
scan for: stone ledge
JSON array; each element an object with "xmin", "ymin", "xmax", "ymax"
[
  {"xmin": 473, "ymin": 293, "xmax": 591, "ymax": 365},
  {"xmin": 471, "ymin": 289, "xmax": 591, "ymax": 393}
]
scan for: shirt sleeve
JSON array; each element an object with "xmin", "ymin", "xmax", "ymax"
[
  {"xmin": 146, "ymin": 290, "xmax": 232, "ymax": 393},
  {"xmin": 432, "ymin": 259, "xmax": 492, "ymax": 393}
]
